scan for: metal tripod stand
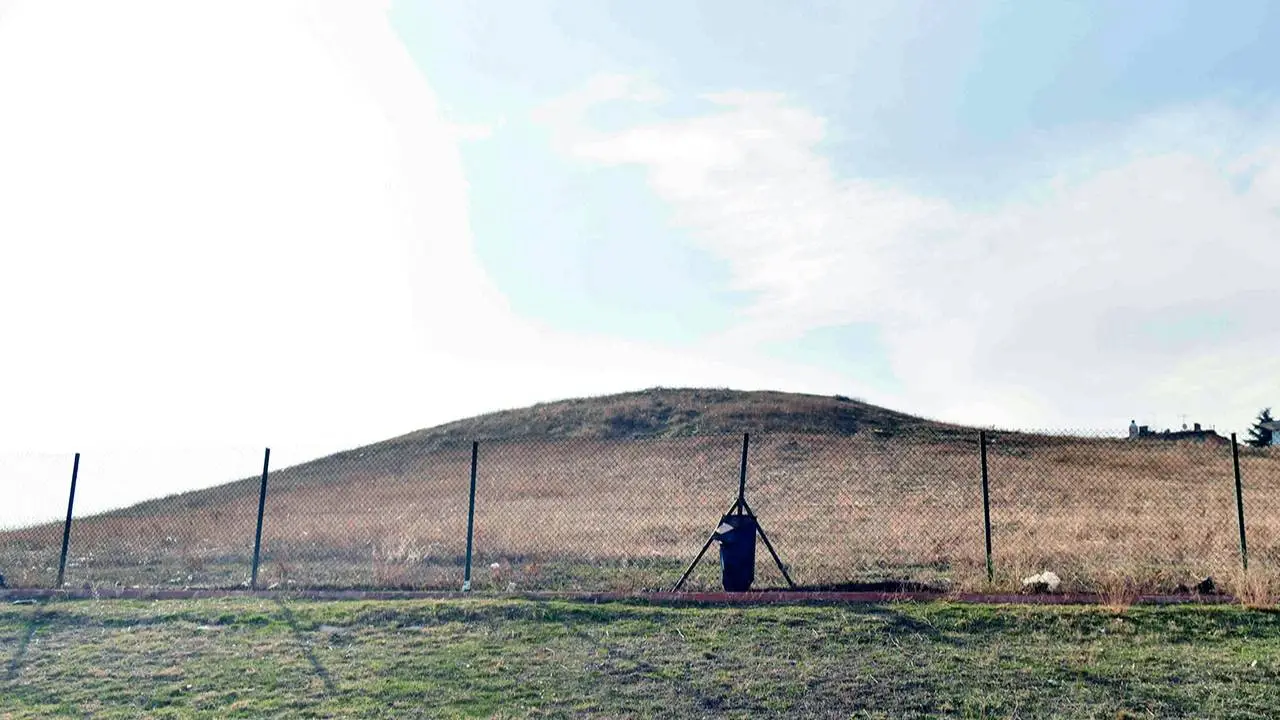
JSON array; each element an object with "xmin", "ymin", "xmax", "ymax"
[{"xmin": 672, "ymin": 433, "xmax": 796, "ymax": 591}]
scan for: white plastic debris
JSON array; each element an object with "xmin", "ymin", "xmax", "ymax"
[{"xmin": 1021, "ymin": 570, "xmax": 1062, "ymax": 593}]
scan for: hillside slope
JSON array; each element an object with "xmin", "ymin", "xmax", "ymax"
[
  {"xmin": 369, "ymin": 387, "xmax": 960, "ymax": 455},
  {"xmin": 4, "ymin": 387, "xmax": 1275, "ymax": 595}
]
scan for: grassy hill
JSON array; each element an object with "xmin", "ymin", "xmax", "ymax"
[
  {"xmin": 2, "ymin": 388, "xmax": 1277, "ymax": 597},
  {"xmin": 368, "ymin": 387, "xmax": 962, "ymax": 449}
]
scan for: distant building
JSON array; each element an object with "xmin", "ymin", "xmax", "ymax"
[
  {"xmin": 1128, "ymin": 420, "xmax": 1228, "ymax": 445},
  {"xmin": 1262, "ymin": 421, "xmax": 1280, "ymax": 447}
]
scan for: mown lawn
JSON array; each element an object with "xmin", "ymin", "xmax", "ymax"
[{"xmin": 2, "ymin": 597, "xmax": 1278, "ymax": 718}]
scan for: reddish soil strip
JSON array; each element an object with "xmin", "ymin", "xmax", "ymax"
[{"xmin": 0, "ymin": 587, "xmax": 1237, "ymax": 605}]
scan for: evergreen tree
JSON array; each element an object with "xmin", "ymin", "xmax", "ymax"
[{"xmin": 1245, "ymin": 407, "xmax": 1275, "ymax": 448}]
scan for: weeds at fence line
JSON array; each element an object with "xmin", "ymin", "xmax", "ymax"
[{"xmin": 1, "ymin": 430, "xmax": 1277, "ymax": 601}]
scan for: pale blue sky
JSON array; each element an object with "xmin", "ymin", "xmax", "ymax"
[
  {"xmin": 1, "ymin": 1, "xmax": 1278, "ymax": 523},
  {"xmin": 388, "ymin": 0, "xmax": 1280, "ymax": 422},
  {"xmin": 394, "ymin": 0, "xmax": 1280, "ymax": 187}
]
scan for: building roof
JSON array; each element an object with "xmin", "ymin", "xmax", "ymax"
[{"xmin": 1261, "ymin": 421, "xmax": 1280, "ymax": 431}]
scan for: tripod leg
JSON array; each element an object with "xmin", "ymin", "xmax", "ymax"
[
  {"xmin": 756, "ymin": 523, "xmax": 796, "ymax": 589},
  {"xmin": 743, "ymin": 501, "xmax": 796, "ymax": 589},
  {"xmin": 673, "ymin": 498, "xmax": 740, "ymax": 591},
  {"xmin": 672, "ymin": 533, "xmax": 716, "ymax": 592}
]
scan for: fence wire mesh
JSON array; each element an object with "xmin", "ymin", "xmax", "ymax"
[
  {"xmin": 256, "ymin": 442, "xmax": 472, "ymax": 591},
  {"xmin": 986, "ymin": 433, "xmax": 1242, "ymax": 594},
  {"xmin": 63, "ymin": 476, "xmax": 261, "ymax": 590},
  {"xmin": 471, "ymin": 435, "xmax": 740, "ymax": 592},
  {"xmin": 0, "ymin": 448, "xmax": 271, "ymax": 589},
  {"xmin": 2, "ymin": 432, "xmax": 1278, "ymax": 595},
  {"xmin": 0, "ymin": 452, "xmax": 70, "ymax": 589},
  {"xmin": 741, "ymin": 431, "xmax": 987, "ymax": 590},
  {"xmin": 1240, "ymin": 444, "xmax": 1280, "ymax": 582}
]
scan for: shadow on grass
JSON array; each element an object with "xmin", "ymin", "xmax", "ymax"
[
  {"xmin": 1102, "ymin": 604, "xmax": 1280, "ymax": 644},
  {"xmin": 856, "ymin": 604, "xmax": 953, "ymax": 642},
  {"xmin": 3, "ymin": 608, "xmax": 44, "ymax": 683},
  {"xmin": 534, "ymin": 594, "xmax": 957, "ymax": 646},
  {"xmin": 274, "ymin": 599, "xmax": 337, "ymax": 695}
]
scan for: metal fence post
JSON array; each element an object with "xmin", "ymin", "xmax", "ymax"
[
  {"xmin": 1231, "ymin": 433, "xmax": 1248, "ymax": 571},
  {"xmin": 55, "ymin": 452, "xmax": 81, "ymax": 588},
  {"xmin": 463, "ymin": 441, "xmax": 479, "ymax": 591},
  {"xmin": 250, "ymin": 447, "xmax": 271, "ymax": 589},
  {"xmin": 980, "ymin": 431, "xmax": 993, "ymax": 583}
]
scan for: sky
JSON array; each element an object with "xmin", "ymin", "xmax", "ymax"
[{"xmin": 1, "ymin": 1, "xmax": 1278, "ymax": 525}]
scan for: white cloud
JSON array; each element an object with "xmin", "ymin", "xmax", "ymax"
[
  {"xmin": 541, "ymin": 76, "xmax": 1280, "ymax": 433},
  {"xmin": 0, "ymin": 3, "xmax": 869, "ymax": 524},
  {"xmin": 530, "ymin": 73, "xmax": 667, "ymax": 131}
]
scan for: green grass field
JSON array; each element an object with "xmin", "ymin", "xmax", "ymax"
[{"xmin": 3, "ymin": 598, "xmax": 1279, "ymax": 718}]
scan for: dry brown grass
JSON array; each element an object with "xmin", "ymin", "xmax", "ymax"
[
  {"xmin": 380, "ymin": 387, "xmax": 946, "ymax": 448},
  {"xmin": 1225, "ymin": 566, "xmax": 1280, "ymax": 607},
  {"xmin": 3, "ymin": 429, "xmax": 1277, "ymax": 597},
  {"xmin": 1096, "ymin": 569, "xmax": 1142, "ymax": 611}
]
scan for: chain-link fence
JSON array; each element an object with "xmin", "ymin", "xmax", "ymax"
[
  {"xmin": 2, "ymin": 431, "xmax": 1277, "ymax": 595},
  {"xmin": 0, "ymin": 452, "xmax": 70, "ymax": 589},
  {"xmin": 0, "ymin": 448, "xmax": 270, "ymax": 591},
  {"xmin": 986, "ymin": 434, "xmax": 1255, "ymax": 594}
]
